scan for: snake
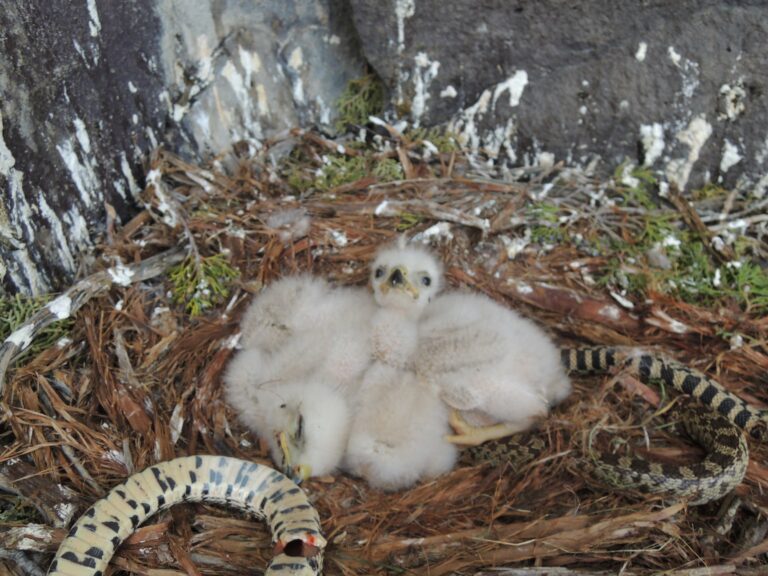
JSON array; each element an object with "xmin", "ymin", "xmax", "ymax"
[
  {"xmin": 470, "ymin": 347, "xmax": 762, "ymax": 505},
  {"xmin": 45, "ymin": 348, "xmax": 763, "ymax": 575},
  {"xmin": 47, "ymin": 455, "xmax": 325, "ymax": 576}
]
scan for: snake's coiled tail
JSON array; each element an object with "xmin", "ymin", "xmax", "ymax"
[
  {"xmin": 48, "ymin": 456, "xmax": 325, "ymax": 576},
  {"xmin": 563, "ymin": 348, "xmax": 756, "ymax": 504},
  {"xmin": 472, "ymin": 347, "xmax": 757, "ymax": 505},
  {"xmin": 588, "ymin": 405, "xmax": 748, "ymax": 504}
]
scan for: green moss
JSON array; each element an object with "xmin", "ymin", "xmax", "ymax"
[
  {"xmin": 640, "ymin": 215, "xmax": 678, "ymax": 247},
  {"xmin": 629, "ymin": 165, "xmax": 657, "ymax": 188},
  {"xmin": 0, "ymin": 496, "xmax": 40, "ymax": 523},
  {"xmin": 0, "ymin": 293, "xmax": 74, "ymax": 357},
  {"xmin": 169, "ymin": 253, "xmax": 239, "ymax": 317},
  {"xmin": 286, "ymin": 162, "xmax": 315, "ymax": 194},
  {"xmin": 667, "ymin": 240, "xmax": 768, "ymax": 314},
  {"xmin": 530, "ymin": 225, "xmax": 566, "ymax": 245},
  {"xmin": 527, "ymin": 202, "xmax": 567, "ymax": 245},
  {"xmin": 599, "ymin": 260, "xmax": 651, "ymax": 295},
  {"xmin": 613, "ymin": 163, "xmax": 658, "ymax": 210},
  {"xmin": 526, "ymin": 202, "xmax": 560, "ymax": 224},
  {"xmin": 732, "ymin": 235, "xmax": 760, "ymax": 259},
  {"xmin": 669, "ymin": 239, "xmax": 717, "ymax": 302},
  {"xmin": 315, "ymin": 155, "xmax": 369, "ymax": 191},
  {"xmin": 395, "ymin": 212, "xmax": 422, "ymax": 231},
  {"xmin": 692, "ymin": 182, "xmax": 729, "ymax": 200},
  {"xmin": 406, "ymin": 126, "xmax": 460, "ymax": 153},
  {"xmin": 335, "ymin": 74, "xmax": 386, "ymax": 130},
  {"xmin": 556, "ymin": 161, "xmax": 768, "ymax": 315},
  {"xmin": 727, "ymin": 261, "xmax": 768, "ymax": 313},
  {"xmin": 394, "ymin": 100, "xmax": 412, "ymax": 118},
  {"xmin": 310, "ymin": 154, "xmax": 403, "ymax": 192},
  {"xmin": 372, "ymin": 158, "xmax": 404, "ymax": 182},
  {"xmin": 595, "ymin": 222, "xmax": 768, "ymax": 315}
]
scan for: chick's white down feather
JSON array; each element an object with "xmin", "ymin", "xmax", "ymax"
[
  {"xmin": 238, "ymin": 275, "xmax": 329, "ymax": 353},
  {"xmin": 236, "ymin": 275, "xmax": 376, "ymax": 392},
  {"xmin": 344, "ymin": 363, "xmax": 457, "ymax": 490},
  {"xmin": 344, "ymin": 242, "xmax": 457, "ymax": 489},
  {"xmin": 369, "ymin": 309, "xmax": 418, "ymax": 367},
  {"xmin": 224, "ymin": 347, "xmax": 350, "ymax": 476},
  {"xmin": 417, "ymin": 291, "xmax": 571, "ymax": 430},
  {"xmin": 225, "ymin": 275, "xmax": 375, "ymax": 478}
]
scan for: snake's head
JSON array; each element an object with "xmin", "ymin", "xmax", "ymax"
[{"xmin": 370, "ymin": 240, "xmax": 443, "ymax": 316}]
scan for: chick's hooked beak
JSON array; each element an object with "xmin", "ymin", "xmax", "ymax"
[
  {"xmin": 380, "ymin": 267, "xmax": 419, "ymax": 299},
  {"xmin": 389, "ymin": 267, "xmax": 405, "ymax": 287},
  {"xmin": 292, "ymin": 463, "xmax": 312, "ymax": 482},
  {"xmin": 277, "ymin": 429, "xmax": 312, "ymax": 484}
]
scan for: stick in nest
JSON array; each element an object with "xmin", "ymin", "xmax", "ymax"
[{"xmin": 0, "ymin": 246, "xmax": 186, "ymax": 395}]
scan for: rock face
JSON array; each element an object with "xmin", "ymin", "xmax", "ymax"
[
  {"xmin": 0, "ymin": 0, "xmax": 363, "ymax": 294},
  {"xmin": 1, "ymin": 1, "xmax": 166, "ymax": 294},
  {"xmin": 3, "ymin": 0, "xmax": 766, "ymax": 294},
  {"xmin": 350, "ymin": 0, "xmax": 768, "ymax": 193}
]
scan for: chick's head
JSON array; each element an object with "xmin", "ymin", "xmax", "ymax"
[
  {"xmin": 370, "ymin": 242, "xmax": 443, "ymax": 316},
  {"xmin": 273, "ymin": 385, "xmax": 350, "ymax": 483}
]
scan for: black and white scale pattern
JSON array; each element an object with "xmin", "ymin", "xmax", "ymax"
[
  {"xmin": 564, "ymin": 347, "xmax": 756, "ymax": 504},
  {"xmin": 564, "ymin": 347, "xmax": 767, "ymax": 440},
  {"xmin": 47, "ymin": 456, "xmax": 325, "ymax": 576},
  {"xmin": 472, "ymin": 347, "xmax": 759, "ymax": 505}
]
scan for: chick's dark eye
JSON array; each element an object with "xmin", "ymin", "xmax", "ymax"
[
  {"xmin": 421, "ymin": 276, "xmax": 431, "ymax": 286},
  {"xmin": 375, "ymin": 267, "xmax": 385, "ymax": 279}
]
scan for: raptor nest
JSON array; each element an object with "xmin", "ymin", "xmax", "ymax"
[{"xmin": 1, "ymin": 125, "xmax": 767, "ymax": 576}]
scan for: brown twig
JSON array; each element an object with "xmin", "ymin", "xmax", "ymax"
[
  {"xmin": 0, "ymin": 246, "xmax": 186, "ymax": 396},
  {"xmin": 667, "ymin": 185, "xmax": 735, "ymax": 263},
  {"xmin": 36, "ymin": 376, "xmax": 105, "ymax": 496}
]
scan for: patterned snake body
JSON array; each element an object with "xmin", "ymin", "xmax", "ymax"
[
  {"xmin": 473, "ymin": 347, "xmax": 758, "ymax": 505},
  {"xmin": 47, "ymin": 348, "xmax": 763, "ymax": 575},
  {"xmin": 565, "ymin": 347, "xmax": 766, "ymax": 439},
  {"xmin": 47, "ymin": 456, "xmax": 324, "ymax": 576}
]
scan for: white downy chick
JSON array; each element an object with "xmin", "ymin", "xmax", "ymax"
[
  {"xmin": 344, "ymin": 240, "xmax": 457, "ymax": 490},
  {"xmin": 224, "ymin": 346, "xmax": 351, "ymax": 480},
  {"xmin": 238, "ymin": 274, "xmax": 329, "ymax": 353},
  {"xmin": 417, "ymin": 290, "xmax": 572, "ymax": 444},
  {"xmin": 236, "ymin": 274, "xmax": 376, "ymax": 393},
  {"xmin": 225, "ymin": 275, "xmax": 376, "ymax": 481},
  {"xmin": 344, "ymin": 363, "xmax": 457, "ymax": 491},
  {"xmin": 368, "ymin": 240, "xmax": 443, "ymax": 367}
]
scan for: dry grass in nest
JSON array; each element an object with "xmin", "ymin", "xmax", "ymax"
[{"xmin": 1, "ymin": 131, "xmax": 767, "ymax": 575}]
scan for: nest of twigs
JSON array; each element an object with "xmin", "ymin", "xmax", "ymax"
[{"xmin": 1, "ymin": 125, "xmax": 767, "ymax": 576}]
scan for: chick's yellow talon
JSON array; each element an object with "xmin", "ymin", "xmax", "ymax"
[
  {"xmin": 446, "ymin": 410, "xmax": 530, "ymax": 446},
  {"xmin": 448, "ymin": 409, "xmax": 473, "ymax": 435}
]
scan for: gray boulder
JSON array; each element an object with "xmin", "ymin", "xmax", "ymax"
[
  {"xmin": 3, "ymin": 0, "xmax": 766, "ymax": 295},
  {"xmin": 350, "ymin": 0, "xmax": 768, "ymax": 193},
  {"xmin": 0, "ymin": 0, "xmax": 363, "ymax": 294}
]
